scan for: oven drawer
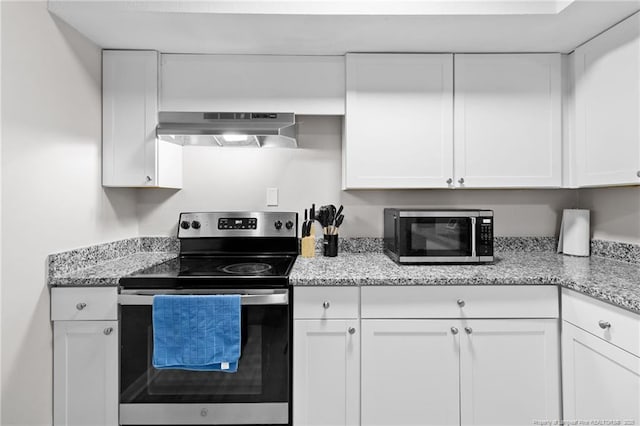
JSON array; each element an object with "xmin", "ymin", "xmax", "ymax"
[
  {"xmin": 294, "ymin": 287, "xmax": 359, "ymax": 319},
  {"xmin": 361, "ymin": 285, "xmax": 558, "ymax": 319},
  {"xmin": 51, "ymin": 287, "xmax": 117, "ymax": 321},
  {"xmin": 562, "ymin": 289, "xmax": 640, "ymax": 357}
]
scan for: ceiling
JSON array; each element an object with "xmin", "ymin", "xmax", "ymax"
[{"xmin": 48, "ymin": 0, "xmax": 640, "ymax": 54}]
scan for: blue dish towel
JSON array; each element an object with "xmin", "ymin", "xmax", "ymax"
[{"xmin": 152, "ymin": 294, "xmax": 241, "ymax": 372}]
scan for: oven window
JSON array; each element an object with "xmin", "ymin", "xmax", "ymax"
[
  {"xmin": 400, "ymin": 217, "xmax": 472, "ymax": 257},
  {"xmin": 120, "ymin": 304, "xmax": 289, "ymax": 404}
]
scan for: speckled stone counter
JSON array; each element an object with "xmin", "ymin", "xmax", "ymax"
[
  {"xmin": 48, "ymin": 237, "xmax": 178, "ymax": 287},
  {"xmin": 48, "ymin": 236, "xmax": 640, "ymax": 314},
  {"xmin": 289, "ymin": 251, "xmax": 640, "ymax": 314},
  {"xmin": 48, "ymin": 252, "xmax": 178, "ymax": 287}
]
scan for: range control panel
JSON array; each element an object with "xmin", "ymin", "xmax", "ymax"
[
  {"xmin": 178, "ymin": 211, "xmax": 298, "ymax": 238},
  {"xmin": 218, "ymin": 217, "xmax": 257, "ymax": 230},
  {"xmin": 476, "ymin": 217, "xmax": 494, "ymax": 257}
]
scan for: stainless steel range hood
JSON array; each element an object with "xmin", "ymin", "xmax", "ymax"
[{"xmin": 157, "ymin": 112, "xmax": 297, "ymax": 148}]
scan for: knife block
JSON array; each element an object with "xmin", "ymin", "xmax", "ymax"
[{"xmin": 301, "ymin": 236, "xmax": 315, "ymax": 258}]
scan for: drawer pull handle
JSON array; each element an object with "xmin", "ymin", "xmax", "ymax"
[
  {"xmin": 76, "ymin": 303, "xmax": 87, "ymax": 311},
  {"xmin": 322, "ymin": 301, "xmax": 330, "ymax": 309},
  {"xmin": 598, "ymin": 320, "xmax": 611, "ymax": 330},
  {"xmin": 103, "ymin": 327, "xmax": 113, "ymax": 335},
  {"xmin": 348, "ymin": 327, "xmax": 356, "ymax": 335},
  {"xmin": 457, "ymin": 299, "xmax": 465, "ymax": 307},
  {"xmin": 464, "ymin": 327, "xmax": 473, "ymax": 334},
  {"xmin": 451, "ymin": 327, "xmax": 459, "ymax": 335}
]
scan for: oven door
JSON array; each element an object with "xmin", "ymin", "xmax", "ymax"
[
  {"xmin": 398, "ymin": 212, "xmax": 477, "ymax": 262},
  {"xmin": 118, "ymin": 289, "xmax": 290, "ymax": 425}
]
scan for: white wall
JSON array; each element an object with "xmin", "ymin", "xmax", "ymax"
[
  {"xmin": 578, "ymin": 186, "xmax": 640, "ymax": 244},
  {"xmin": 0, "ymin": 1, "xmax": 3, "ymax": 422},
  {"xmin": 0, "ymin": 2, "xmax": 138, "ymax": 425},
  {"xmin": 138, "ymin": 115, "xmax": 579, "ymax": 238}
]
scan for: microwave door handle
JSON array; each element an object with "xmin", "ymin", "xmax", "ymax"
[
  {"xmin": 471, "ymin": 217, "xmax": 477, "ymax": 258},
  {"xmin": 118, "ymin": 293, "xmax": 289, "ymax": 306}
]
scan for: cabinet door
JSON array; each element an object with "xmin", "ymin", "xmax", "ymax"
[
  {"xmin": 574, "ymin": 13, "xmax": 640, "ymax": 187},
  {"xmin": 562, "ymin": 321, "xmax": 640, "ymax": 424},
  {"xmin": 459, "ymin": 319, "xmax": 560, "ymax": 426},
  {"xmin": 103, "ymin": 51, "xmax": 182, "ymax": 188},
  {"xmin": 103, "ymin": 50, "xmax": 158, "ymax": 187},
  {"xmin": 454, "ymin": 54, "xmax": 562, "ymax": 188},
  {"xmin": 53, "ymin": 321, "xmax": 118, "ymax": 426},
  {"xmin": 361, "ymin": 320, "xmax": 460, "ymax": 426},
  {"xmin": 293, "ymin": 319, "xmax": 359, "ymax": 426},
  {"xmin": 344, "ymin": 54, "xmax": 454, "ymax": 189}
]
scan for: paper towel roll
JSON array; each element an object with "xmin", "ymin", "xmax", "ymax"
[{"xmin": 558, "ymin": 209, "xmax": 590, "ymax": 257}]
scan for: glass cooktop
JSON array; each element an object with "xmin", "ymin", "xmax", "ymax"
[{"xmin": 119, "ymin": 255, "xmax": 297, "ymax": 289}]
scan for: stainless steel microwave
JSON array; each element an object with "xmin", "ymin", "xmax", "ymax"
[{"xmin": 384, "ymin": 209, "xmax": 494, "ymax": 264}]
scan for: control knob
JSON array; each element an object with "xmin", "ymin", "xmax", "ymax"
[
  {"xmin": 274, "ymin": 220, "xmax": 283, "ymax": 230},
  {"xmin": 191, "ymin": 220, "xmax": 201, "ymax": 229},
  {"xmin": 180, "ymin": 221, "xmax": 190, "ymax": 230},
  {"xmin": 285, "ymin": 220, "xmax": 294, "ymax": 230}
]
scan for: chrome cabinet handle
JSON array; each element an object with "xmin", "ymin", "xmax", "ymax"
[
  {"xmin": 464, "ymin": 327, "xmax": 473, "ymax": 334},
  {"xmin": 457, "ymin": 299, "xmax": 466, "ymax": 307},
  {"xmin": 446, "ymin": 178, "xmax": 453, "ymax": 185},
  {"xmin": 146, "ymin": 175, "xmax": 152, "ymax": 182},
  {"xmin": 598, "ymin": 320, "xmax": 611, "ymax": 329},
  {"xmin": 451, "ymin": 327, "xmax": 459, "ymax": 335},
  {"xmin": 322, "ymin": 301, "xmax": 330, "ymax": 309},
  {"xmin": 348, "ymin": 327, "xmax": 356, "ymax": 335},
  {"xmin": 458, "ymin": 178, "xmax": 465, "ymax": 184},
  {"xmin": 76, "ymin": 302, "xmax": 87, "ymax": 311},
  {"xmin": 103, "ymin": 327, "xmax": 113, "ymax": 335}
]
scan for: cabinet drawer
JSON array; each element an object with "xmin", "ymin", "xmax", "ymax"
[
  {"xmin": 361, "ymin": 285, "xmax": 558, "ymax": 319},
  {"xmin": 51, "ymin": 287, "xmax": 118, "ymax": 321},
  {"xmin": 562, "ymin": 289, "xmax": 640, "ymax": 357},
  {"xmin": 294, "ymin": 287, "xmax": 359, "ymax": 319}
]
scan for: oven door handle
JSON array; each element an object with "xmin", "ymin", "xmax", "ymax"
[{"xmin": 118, "ymin": 293, "xmax": 288, "ymax": 306}]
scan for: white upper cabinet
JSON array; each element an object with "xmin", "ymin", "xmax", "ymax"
[
  {"xmin": 344, "ymin": 53, "xmax": 454, "ymax": 189},
  {"xmin": 573, "ymin": 12, "xmax": 640, "ymax": 187},
  {"xmin": 160, "ymin": 54, "xmax": 345, "ymax": 115},
  {"xmin": 454, "ymin": 54, "xmax": 562, "ymax": 188},
  {"xmin": 103, "ymin": 50, "xmax": 182, "ymax": 188}
]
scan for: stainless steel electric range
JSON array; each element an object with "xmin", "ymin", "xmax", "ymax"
[{"xmin": 118, "ymin": 211, "xmax": 298, "ymax": 426}]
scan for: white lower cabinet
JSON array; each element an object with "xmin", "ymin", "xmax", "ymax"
[
  {"xmin": 293, "ymin": 319, "xmax": 360, "ymax": 426},
  {"xmin": 53, "ymin": 320, "xmax": 119, "ymax": 426},
  {"xmin": 293, "ymin": 287, "xmax": 360, "ymax": 426},
  {"xmin": 562, "ymin": 322, "xmax": 640, "ymax": 423},
  {"xmin": 361, "ymin": 320, "xmax": 460, "ymax": 426},
  {"xmin": 360, "ymin": 318, "xmax": 560, "ymax": 426},
  {"xmin": 293, "ymin": 286, "xmax": 561, "ymax": 426},
  {"xmin": 459, "ymin": 319, "xmax": 560, "ymax": 426},
  {"xmin": 561, "ymin": 289, "xmax": 640, "ymax": 424}
]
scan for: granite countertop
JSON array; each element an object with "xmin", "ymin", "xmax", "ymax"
[
  {"xmin": 48, "ymin": 237, "xmax": 640, "ymax": 314},
  {"xmin": 290, "ymin": 252, "xmax": 640, "ymax": 314},
  {"xmin": 48, "ymin": 252, "xmax": 178, "ymax": 287}
]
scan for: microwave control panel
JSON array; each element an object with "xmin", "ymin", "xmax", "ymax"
[{"xmin": 477, "ymin": 217, "xmax": 494, "ymax": 256}]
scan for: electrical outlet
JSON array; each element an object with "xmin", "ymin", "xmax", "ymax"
[{"xmin": 266, "ymin": 187, "xmax": 278, "ymax": 206}]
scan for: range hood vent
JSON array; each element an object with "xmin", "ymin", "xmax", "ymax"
[{"xmin": 157, "ymin": 112, "xmax": 297, "ymax": 148}]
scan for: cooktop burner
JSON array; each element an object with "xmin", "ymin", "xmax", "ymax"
[{"xmin": 220, "ymin": 262, "xmax": 273, "ymax": 275}]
